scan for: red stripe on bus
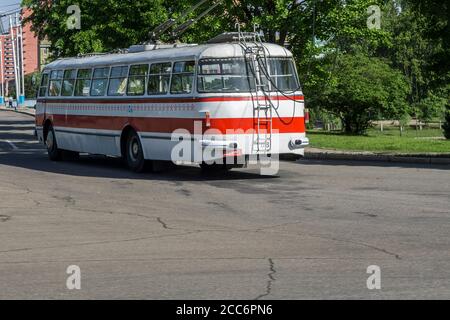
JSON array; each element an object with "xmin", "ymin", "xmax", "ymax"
[
  {"xmin": 37, "ymin": 95, "xmax": 304, "ymax": 104},
  {"xmin": 48, "ymin": 115, "xmax": 305, "ymax": 134}
]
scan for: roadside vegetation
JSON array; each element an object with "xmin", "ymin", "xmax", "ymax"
[
  {"xmin": 22, "ymin": 0, "xmax": 450, "ymax": 143},
  {"xmin": 308, "ymin": 127, "xmax": 450, "ymax": 154}
]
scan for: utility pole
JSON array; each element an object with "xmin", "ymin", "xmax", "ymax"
[
  {"xmin": 17, "ymin": 12, "xmax": 25, "ymax": 105},
  {"xmin": 10, "ymin": 15, "xmax": 20, "ymax": 107}
]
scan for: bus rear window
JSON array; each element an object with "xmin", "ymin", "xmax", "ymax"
[
  {"xmin": 268, "ymin": 59, "xmax": 299, "ymax": 91},
  {"xmin": 197, "ymin": 58, "xmax": 299, "ymax": 93},
  {"xmin": 197, "ymin": 59, "xmax": 253, "ymax": 93}
]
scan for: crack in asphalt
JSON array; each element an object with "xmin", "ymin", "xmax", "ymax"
[
  {"xmin": 0, "ymin": 231, "xmax": 199, "ymax": 254},
  {"xmin": 68, "ymin": 207, "xmax": 157, "ymax": 222},
  {"xmin": 304, "ymin": 233, "xmax": 402, "ymax": 260},
  {"xmin": 156, "ymin": 217, "xmax": 172, "ymax": 229},
  {"xmin": 0, "ymin": 203, "xmax": 402, "ymax": 260},
  {"xmin": 255, "ymin": 258, "xmax": 276, "ymax": 300}
]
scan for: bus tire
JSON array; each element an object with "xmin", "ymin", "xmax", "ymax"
[
  {"xmin": 125, "ymin": 130, "xmax": 146, "ymax": 173},
  {"xmin": 46, "ymin": 124, "xmax": 62, "ymax": 161}
]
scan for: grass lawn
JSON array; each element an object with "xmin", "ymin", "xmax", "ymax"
[{"xmin": 307, "ymin": 127, "xmax": 450, "ymax": 154}]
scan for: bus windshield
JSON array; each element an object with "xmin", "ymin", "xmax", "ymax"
[{"xmin": 197, "ymin": 58, "xmax": 299, "ymax": 93}]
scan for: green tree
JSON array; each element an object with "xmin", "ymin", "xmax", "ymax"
[
  {"xmin": 24, "ymin": 72, "xmax": 42, "ymax": 99},
  {"xmin": 23, "ymin": 0, "xmax": 414, "ymax": 136},
  {"xmin": 22, "ymin": 0, "xmax": 167, "ymax": 57},
  {"xmin": 413, "ymin": 93, "xmax": 447, "ymax": 124},
  {"xmin": 407, "ymin": 0, "xmax": 449, "ymax": 86},
  {"xmin": 316, "ymin": 53, "xmax": 409, "ymax": 134},
  {"xmin": 379, "ymin": 2, "xmax": 449, "ymax": 126},
  {"xmin": 407, "ymin": 0, "xmax": 449, "ymax": 138},
  {"xmin": 22, "ymin": 0, "xmax": 387, "ymax": 58}
]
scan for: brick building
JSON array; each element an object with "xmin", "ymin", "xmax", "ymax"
[{"xmin": 0, "ymin": 7, "xmax": 50, "ymax": 100}]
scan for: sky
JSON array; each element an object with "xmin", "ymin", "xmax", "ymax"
[{"xmin": 0, "ymin": 0, "xmax": 21, "ymax": 33}]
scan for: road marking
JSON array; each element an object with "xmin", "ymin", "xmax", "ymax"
[{"xmin": 5, "ymin": 140, "xmax": 18, "ymax": 150}]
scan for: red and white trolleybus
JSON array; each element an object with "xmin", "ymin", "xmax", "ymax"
[{"xmin": 35, "ymin": 32, "xmax": 309, "ymax": 172}]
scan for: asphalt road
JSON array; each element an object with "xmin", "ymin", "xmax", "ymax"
[{"xmin": 0, "ymin": 110, "xmax": 449, "ymax": 299}]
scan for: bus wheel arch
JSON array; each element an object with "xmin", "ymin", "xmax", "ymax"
[
  {"xmin": 120, "ymin": 125, "xmax": 138, "ymax": 158},
  {"xmin": 121, "ymin": 125, "xmax": 146, "ymax": 172},
  {"xmin": 43, "ymin": 120, "xmax": 62, "ymax": 161}
]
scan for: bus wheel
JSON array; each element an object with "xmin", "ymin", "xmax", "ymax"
[
  {"xmin": 126, "ymin": 130, "xmax": 146, "ymax": 173},
  {"xmin": 46, "ymin": 125, "xmax": 62, "ymax": 161}
]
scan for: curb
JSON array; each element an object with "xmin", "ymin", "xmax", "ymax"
[
  {"xmin": 304, "ymin": 151, "xmax": 450, "ymax": 165},
  {"xmin": 0, "ymin": 107, "xmax": 35, "ymax": 117}
]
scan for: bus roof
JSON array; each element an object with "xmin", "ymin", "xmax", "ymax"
[{"xmin": 44, "ymin": 42, "xmax": 294, "ymax": 71}]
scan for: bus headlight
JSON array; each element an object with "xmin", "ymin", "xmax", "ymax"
[{"xmin": 289, "ymin": 137, "xmax": 309, "ymax": 149}]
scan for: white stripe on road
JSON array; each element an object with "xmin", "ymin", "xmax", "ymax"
[{"xmin": 5, "ymin": 140, "xmax": 18, "ymax": 150}]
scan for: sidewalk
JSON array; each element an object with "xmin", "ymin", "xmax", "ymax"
[
  {"xmin": 0, "ymin": 106, "xmax": 35, "ymax": 117},
  {"xmin": 304, "ymin": 147, "xmax": 450, "ymax": 165}
]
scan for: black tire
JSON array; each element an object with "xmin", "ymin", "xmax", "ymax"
[
  {"xmin": 45, "ymin": 125, "xmax": 62, "ymax": 161},
  {"xmin": 125, "ymin": 130, "xmax": 146, "ymax": 173}
]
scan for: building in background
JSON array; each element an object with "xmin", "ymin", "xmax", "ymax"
[
  {"xmin": 38, "ymin": 39, "xmax": 51, "ymax": 71},
  {"xmin": 0, "ymin": 7, "xmax": 49, "ymax": 103}
]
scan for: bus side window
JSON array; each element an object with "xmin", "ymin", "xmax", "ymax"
[
  {"xmin": 127, "ymin": 64, "xmax": 148, "ymax": 96},
  {"xmin": 74, "ymin": 69, "xmax": 93, "ymax": 96},
  {"xmin": 38, "ymin": 73, "xmax": 49, "ymax": 97},
  {"xmin": 148, "ymin": 62, "xmax": 171, "ymax": 95},
  {"xmin": 61, "ymin": 69, "xmax": 77, "ymax": 96},
  {"xmin": 108, "ymin": 66, "xmax": 128, "ymax": 96},
  {"xmin": 171, "ymin": 61, "xmax": 195, "ymax": 94},
  {"xmin": 91, "ymin": 67, "xmax": 110, "ymax": 96},
  {"xmin": 48, "ymin": 70, "xmax": 63, "ymax": 96}
]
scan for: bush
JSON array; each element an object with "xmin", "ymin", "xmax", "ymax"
[{"xmin": 314, "ymin": 53, "xmax": 410, "ymax": 135}]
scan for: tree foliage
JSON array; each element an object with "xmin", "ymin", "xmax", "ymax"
[
  {"xmin": 406, "ymin": 0, "xmax": 449, "ymax": 138},
  {"xmin": 315, "ymin": 53, "xmax": 409, "ymax": 134},
  {"xmin": 24, "ymin": 72, "xmax": 41, "ymax": 99},
  {"xmin": 22, "ymin": 0, "xmax": 167, "ymax": 56},
  {"xmin": 21, "ymin": 0, "xmax": 448, "ymax": 136}
]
